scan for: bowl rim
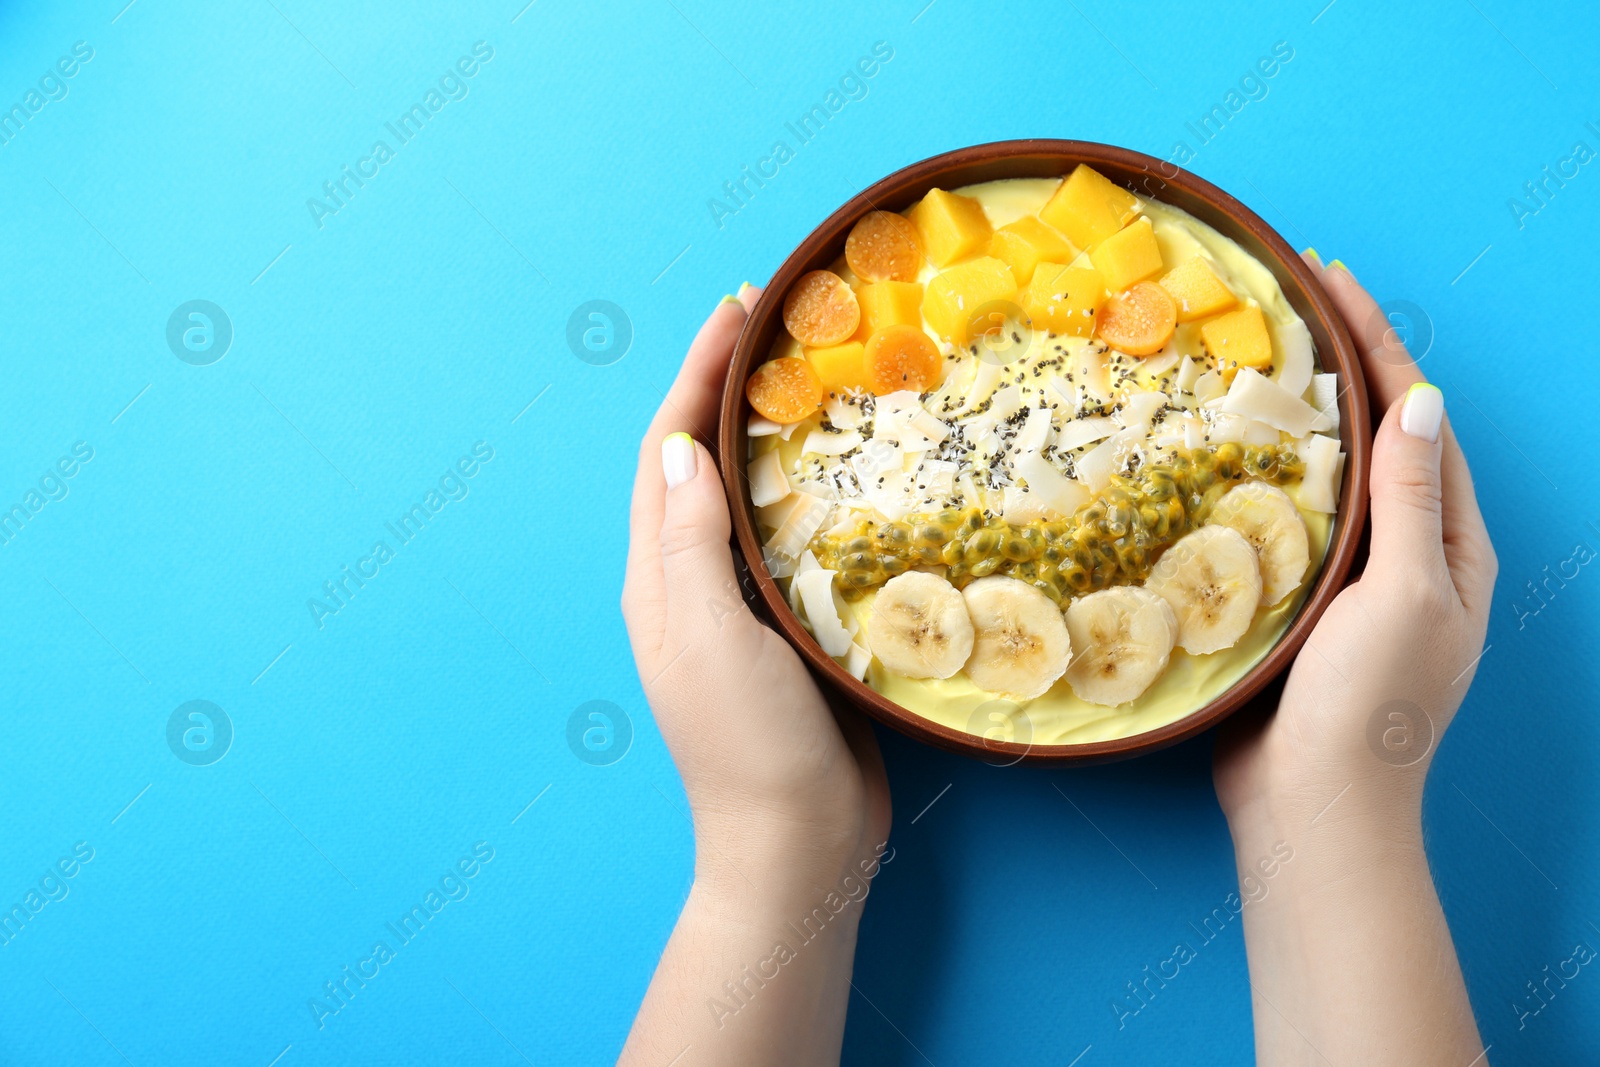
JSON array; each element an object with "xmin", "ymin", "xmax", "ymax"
[{"xmin": 717, "ymin": 138, "xmax": 1371, "ymax": 766}]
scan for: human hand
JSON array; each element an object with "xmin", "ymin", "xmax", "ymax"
[
  {"xmin": 618, "ymin": 288, "xmax": 892, "ymax": 1067},
  {"xmin": 1212, "ymin": 255, "xmax": 1495, "ymax": 1065},
  {"xmin": 1214, "ymin": 255, "xmax": 1497, "ymax": 832},
  {"xmin": 622, "ymin": 286, "xmax": 891, "ymax": 894}
]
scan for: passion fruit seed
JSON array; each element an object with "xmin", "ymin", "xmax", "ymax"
[{"xmin": 813, "ymin": 444, "xmax": 1303, "ymax": 601}]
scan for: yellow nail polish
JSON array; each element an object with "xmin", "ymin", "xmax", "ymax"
[
  {"xmin": 719, "ymin": 294, "xmax": 739, "ymax": 306},
  {"xmin": 1329, "ymin": 258, "xmax": 1354, "ymax": 279},
  {"xmin": 737, "ymin": 281, "xmax": 755, "ymax": 297},
  {"xmin": 1302, "ymin": 247, "xmax": 1322, "ymax": 266},
  {"xmin": 665, "ymin": 431, "xmax": 693, "ymax": 443}
]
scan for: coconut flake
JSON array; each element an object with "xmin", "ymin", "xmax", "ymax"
[
  {"xmin": 1055, "ymin": 415, "xmax": 1117, "ymax": 453},
  {"xmin": 1116, "ymin": 389, "xmax": 1168, "ymax": 434},
  {"xmin": 794, "ymin": 569, "xmax": 854, "ymax": 657},
  {"xmin": 1015, "ymin": 450, "xmax": 1090, "ymax": 517},
  {"xmin": 749, "ymin": 416, "xmax": 783, "ymax": 437},
  {"xmin": 1220, "ymin": 367, "xmax": 1320, "ymax": 436},
  {"xmin": 1175, "ymin": 356, "xmax": 1202, "ymax": 394},
  {"xmin": 1193, "ymin": 370, "xmax": 1226, "ymax": 405},
  {"xmin": 1298, "ymin": 432, "xmax": 1343, "ymax": 513},
  {"xmin": 747, "ymin": 449, "xmax": 790, "ymax": 506},
  {"xmin": 1275, "ymin": 317, "xmax": 1315, "ymax": 398},
  {"xmin": 1309, "ymin": 372, "xmax": 1340, "ymax": 432},
  {"xmin": 801, "ymin": 429, "xmax": 864, "ymax": 456}
]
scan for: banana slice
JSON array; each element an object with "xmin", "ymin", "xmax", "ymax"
[
  {"xmin": 1144, "ymin": 526, "xmax": 1262, "ymax": 655},
  {"xmin": 1207, "ymin": 482, "xmax": 1311, "ymax": 606},
  {"xmin": 1064, "ymin": 587, "xmax": 1178, "ymax": 706},
  {"xmin": 961, "ymin": 576, "xmax": 1073, "ymax": 700},
  {"xmin": 868, "ymin": 572, "xmax": 975, "ymax": 679}
]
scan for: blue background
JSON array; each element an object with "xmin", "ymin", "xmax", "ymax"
[{"xmin": 1, "ymin": 0, "xmax": 1595, "ymax": 1063}]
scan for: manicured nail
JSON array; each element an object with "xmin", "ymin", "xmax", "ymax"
[
  {"xmin": 1302, "ymin": 247, "xmax": 1322, "ymax": 266},
  {"xmin": 662, "ymin": 432, "xmax": 697, "ymax": 488},
  {"xmin": 1328, "ymin": 258, "xmax": 1354, "ymax": 279},
  {"xmin": 737, "ymin": 282, "xmax": 755, "ymax": 298},
  {"xmin": 719, "ymin": 293, "xmax": 740, "ymax": 307},
  {"xmin": 1400, "ymin": 383, "xmax": 1443, "ymax": 443}
]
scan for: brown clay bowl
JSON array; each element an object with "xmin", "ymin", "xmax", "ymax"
[{"xmin": 718, "ymin": 139, "xmax": 1370, "ymax": 765}]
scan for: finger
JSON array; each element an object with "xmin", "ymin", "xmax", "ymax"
[
  {"xmin": 1367, "ymin": 384, "xmax": 1450, "ymax": 589},
  {"xmin": 737, "ymin": 281, "xmax": 763, "ymax": 314},
  {"xmin": 1311, "ymin": 260, "xmax": 1496, "ymax": 611},
  {"xmin": 657, "ymin": 435, "xmax": 740, "ymax": 645},
  {"xmin": 623, "ymin": 295, "xmax": 747, "ymax": 652}
]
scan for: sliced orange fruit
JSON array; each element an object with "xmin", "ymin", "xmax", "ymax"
[
  {"xmin": 865, "ymin": 325, "xmax": 942, "ymax": 395},
  {"xmin": 1096, "ymin": 281, "xmax": 1177, "ymax": 356},
  {"xmin": 845, "ymin": 211, "xmax": 924, "ymax": 283},
  {"xmin": 746, "ymin": 357, "xmax": 825, "ymax": 424},
  {"xmin": 783, "ymin": 270, "xmax": 860, "ymax": 346}
]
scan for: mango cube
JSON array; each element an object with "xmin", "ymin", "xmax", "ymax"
[
  {"xmin": 1040, "ymin": 165, "xmax": 1139, "ymax": 250},
  {"xmin": 854, "ymin": 280, "xmax": 924, "ymax": 341},
  {"xmin": 907, "ymin": 189, "xmax": 992, "ymax": 267},
  {"xmin": 922, "ymin": 257, "xmax": 1017, "ymax": 344},
  {"xmin": 806, "ymin": 341, "xmax": 870, "ymax": 392},
  {"xmin": 1021, "ymin": 263, "xmax": 1106, "ymax": 337},
  {"xmin": 988, "ymin": 216, "xmax": 1078, "ymax": 286},
  {"xmin": 1089, "ymin": 216, "xmax": 1163, "ymax": 292},
  {"xmin": 1159, "ymin": 256, "xmax": 1237, "ymax": 322},
  {"xmin": 1200, "ymin": 304, "xmax": 1273, "ymax": 374}
]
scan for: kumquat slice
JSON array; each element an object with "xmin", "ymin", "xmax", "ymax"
[
  {"xmin": 782, "ymin": 270, "xmax": 861, "ymax": 346},
  {"xmin": 1096, "ymin": 281, "xmax": 1177, "ymax": 356},
  {"xmin": 746, "ymin": 357, "xmax": 826, "ymax": 423}
]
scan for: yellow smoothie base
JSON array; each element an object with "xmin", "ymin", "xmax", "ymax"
[{"xmin": 760, "ymin": 176, "xmax": 1338, "ymax": 747}]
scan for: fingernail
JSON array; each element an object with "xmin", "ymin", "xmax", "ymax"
[
  {"xmin": 719, "ymin": 294, "xmax": 740, "ymax": 307},
  {"xmin": 662, "ymin": 432, "xmax": 697, "ymax": 488},
  {"xmin": 1302, "ymin": 247, "xmax": 1322, "ymax": 266},
  {"xmin": 737, "ymin": 282, "xmax": 755, "ymax": 298},
  {"xmin": 1328, "ymin": 258, "xmax": 1354, "ymax": 279},
  {"xmin": 1400, "ymin": 383, "xmax": 1444, "ymax": 443}
]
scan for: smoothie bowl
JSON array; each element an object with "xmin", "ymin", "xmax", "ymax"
[{"xmin": 719, "ymin": 141, "xmax": 1369, "ymax": 764}]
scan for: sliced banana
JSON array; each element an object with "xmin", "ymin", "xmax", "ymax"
[
  {"xmin": 961, "ymin": 576, "xmax": 1073, "ymax": 700},
  {"xmin": 1144, "ymin": 525, "xmax": 1262, "ymax": 655},
  {"xmin": 1064, "ymin": 587, "xmax": 1178, "ymax": 707},
  {"xmin": 868, "ymin": 571, "xmax": 974, "ymax": 679},
  {"xmin": 1207, "ymin": 482, "xmax": 1311, "ymax": 606}
]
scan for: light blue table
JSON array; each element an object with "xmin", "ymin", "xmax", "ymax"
[{"xmin": 1, "ymin": 1, "xmax": 1595, "ymax": 1063}]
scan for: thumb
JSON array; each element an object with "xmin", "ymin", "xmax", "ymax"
[
  {"xmin": 1367, "ymin": 382, "xmax": 1448, "ymax": 576},
  {"xmin": 658, "ymin": 432, "xmax": 742, "ymax": 638}
]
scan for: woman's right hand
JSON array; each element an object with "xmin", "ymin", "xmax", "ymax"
[
  {"xmin": 1214, "ymin": 254, "xmax": 1497, "ymax": 1066},
  {"xmin": 1215, "ymin": 254, "xmax": 1498, "ymax": 829}
]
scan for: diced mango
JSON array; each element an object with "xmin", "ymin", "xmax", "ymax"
[
  {"xmin": 907, "ymin": 189, "xmax": 992, "ymax": 267},
  {"xmin": 1089, "ymin": 216, "xmax": 1163, "ymax": 291},
  {"xmin": 1200, "ymin": 304, "xmax": 1273, "ymax": 375},
  {"xmin": 1159, "ymin": 256, "xmax": 1238, "ymax": 322},
  {"xmin": 1040, "ymin": 165, "xmax": 1139, "ymax": 250},
  {"xmin": 854, "ymin": 280, "xmax": 924, "ymax": 340},
  {"xmin": 1021, "ymin": 263, "xmax": 1106, "ymax": 337},
  {"xmin": 988, "ymin": 216, "xmax": 1078, "ymax": 286},
  {"xmin": 922, "ymin": 257, "xmax": 1017, "ymax": 344},
  {"xmin": 806, "ymin": 341, "xmax": 870, "ymax": 392}
]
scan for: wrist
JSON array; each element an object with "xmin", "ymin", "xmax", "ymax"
[
  {"xmin": 692, "ymin": 812, "xmax": 893, "ymax": 926},
  {"xmin": 1225, "ymin": 774, "xmax": 1426, "ymax": 879}
]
